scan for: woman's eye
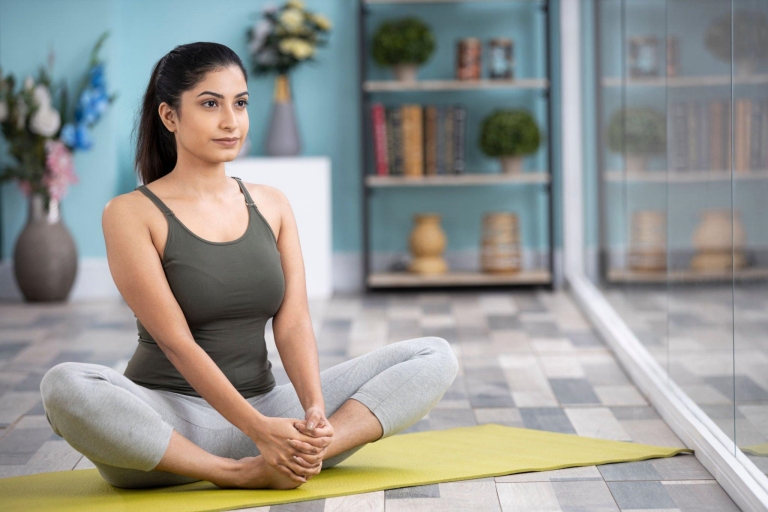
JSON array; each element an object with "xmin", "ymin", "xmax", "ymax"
[
  {"xmin": 204, "ymin": 100, "xmax": 217, "ymax": 107},
  {"xmin": 238, "ymin": 100, "xmax": 249, "ymax": 107}
]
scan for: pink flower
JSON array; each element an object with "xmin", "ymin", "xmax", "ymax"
[{"xmin": 43, "ymin": 139, "xmax": 78, "ymax": 201}]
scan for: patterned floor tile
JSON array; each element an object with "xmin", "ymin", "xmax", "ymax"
[{"xmin": 0, "ymin": 290, "xmax": 738, "ymax": 511}]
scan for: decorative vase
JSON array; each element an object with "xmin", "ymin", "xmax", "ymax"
[
  {"xmin": 392, "ymin": 63, "xmax": 419, "ymax": 82},
  {"xmin": 500, "ymin": 155, "xmax": 524, "ymax": 174},
  {"xmin": 628, "ymin": 210, "xmax": 667, "ymax": 271},
  {"xmin": 481, "ymin": 212, "xmax": 521, "ymax": 273},
  {"xmin": 408, "ymin": 213, "xmax": 448, "ymax": 274},
  {"xmin": 625, "ymin": 153, "xmax": 649, "ymax": 172},
  {"xmin": 265, "ymin": 73, "xmax": 301, "ymax": 156},
  {"xmin": 690, "ymin": 209, "xmax": 747, "ymax": 271},
  {"xmin": 13, "ymin": 193, "xmax": 78, "ymax": 302}
]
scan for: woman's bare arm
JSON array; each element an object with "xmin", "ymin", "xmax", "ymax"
[
  {"xmin": 268, "ymin": 186, "xmax": 325, "ymax": 414},
  {"xmin": 102, "ymin": 193, "xmax": 267, "ymax": 440}
]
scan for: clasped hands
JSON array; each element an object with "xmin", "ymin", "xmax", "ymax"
[{"xmin": 251, "ymin": 405, "xmax": 334, "ymax": 484}]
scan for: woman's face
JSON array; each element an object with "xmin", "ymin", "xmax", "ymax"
[{"xmin": 159, "ymin": 65, "xmax": 250, "ymax": 163}]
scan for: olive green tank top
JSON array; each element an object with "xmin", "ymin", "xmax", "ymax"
[{"xmin": 123, "ymin": 176, "xmax": 284, "ymax": 399}]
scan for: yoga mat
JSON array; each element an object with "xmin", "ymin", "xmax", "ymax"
[
  {"xmin": 743, "ymin": 444, "xmax": 768, "ymax": 457},
  {"xmin": 0, "ymin": 423, "xmax": 692, "ymax": 512}
]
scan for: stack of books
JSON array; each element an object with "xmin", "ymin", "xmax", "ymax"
[
  {"xmin": 669, "ymin": 97, "xmax": 767, "ymax": 172},
  {"xmin": 370, "ymin": 103, "xmax": 467, "ymax": 177}
]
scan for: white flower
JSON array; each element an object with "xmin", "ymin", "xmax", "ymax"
[
  {"xmin": 249, "ymin": 19, "xmax": 273, "ymax": 54},
  {"xmin": 23, "ymin": 76, "xmax": 34, "ymax": 91},
  {"xmin": 312, "ymin": 13, "xmax": 332, "ymax": 31},
  {"xmin": 30, "ymin": 106, "xmax": 61, "ymax": 137},
  {"xmin": 286, "ymin": 0, "xmax": 304, "ymax": 9},
  {"xmin": 32, "ymin": 84, "xmax": 52, "ymax": 109},
  {"xmin": 0, "ymin": 101, "xmax": 7, "ymax": 122},
  {"xmin": 280, "ymin": 8, "xmax": 304, "ymax": 32},
  {"xmin": 280, "ymin": 38, "xmax": 314, "ymax": 60}
]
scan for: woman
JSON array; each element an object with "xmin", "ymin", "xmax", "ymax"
[{"xmin": 39, "ymin": 42, "xmax": 458, "ymax": 490}]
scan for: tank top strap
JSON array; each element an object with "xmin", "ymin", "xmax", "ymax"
[
  {"xmin": 135, "ymin": 185, "xmax": 174, "ymax": 216},
  {"xmin": 231, "ymin": 176, "xmax": 256, "ymax": 207}
]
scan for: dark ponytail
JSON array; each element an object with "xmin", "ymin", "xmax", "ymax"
[{"xmin": 132, "ymin": 42, "xmax": 248, "ymax": 185}]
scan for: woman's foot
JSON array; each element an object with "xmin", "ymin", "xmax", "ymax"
[{"xmin": 220, "ymin": 455, "xmax": 307, "ymax": 490}]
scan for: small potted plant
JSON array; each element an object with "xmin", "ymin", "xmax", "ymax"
[
  {"xmin": 606, "ymin": 107, "xmax": 666, "ymax": 172},
  {"xmin": 479, "ymin": 109, "xmax": 541, "ymax": 174},
  {"xmin": 705, "ymin": 9, "xmax": 768, "ymax": 76},
  {"xmin": 372, "ymin": 17, "xmax": 435, "ymax": 82}
]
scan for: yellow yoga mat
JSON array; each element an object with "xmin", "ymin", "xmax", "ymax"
[
  {"xmin": 743, "ymin": 444, "xmax": 768, "ymax": 457},
  {"xmin": 0, "ymin": 423, "xmax": 692, "ymax": 512}
]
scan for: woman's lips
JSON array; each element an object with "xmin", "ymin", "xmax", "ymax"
[{"xmin": 213, "ymin": 138, "xmax": 239, "ymax": 147}]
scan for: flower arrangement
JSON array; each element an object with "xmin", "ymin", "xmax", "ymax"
[
  {"xmin": 246, "ymin": 0, "xmax": 333, "ymax": 76},
  {"xmin": 0, "ymin": 31, "xmax": 117, "ymax": 203}
]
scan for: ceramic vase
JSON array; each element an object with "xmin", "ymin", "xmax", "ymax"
[
  {"xmin": 13, "ymin": 193, "xmax": 78, "ymax": 302},
  {"xmin": 408, "ymin": 213, "xmax": 448, "ymax": 274},
  {"xmin": 265, "ymin": 73, "xmax": 301, "ymax": 156}
]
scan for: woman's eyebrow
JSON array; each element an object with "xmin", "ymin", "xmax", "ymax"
[{"xmin": 196, "ymin": 91, "xmax": 249, "ymax": 99}]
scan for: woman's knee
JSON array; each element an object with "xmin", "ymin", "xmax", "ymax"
[
  {"xmin": 424, "ymin": 336, "xmax": 459, "ymax": 387},
  {"xmin": 39, "ymin": 362, "xmax": 95, "ymax": 430}
]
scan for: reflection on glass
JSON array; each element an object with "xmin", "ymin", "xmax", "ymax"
[
  {"xmin": 589, "ymin": 0, "xmax": 768, "ymax": 477},
  {"xmin": 733, "ymin": 0, "xmax": 768, "ymax": 476}
]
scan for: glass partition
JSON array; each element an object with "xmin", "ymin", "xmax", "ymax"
[{"xmin": 588, "ymin": 0, "xmax": 768, "ymax": 477}]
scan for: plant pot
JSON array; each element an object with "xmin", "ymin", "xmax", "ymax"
[
  {"xmin": 392, "ymin": 64, "xmax": 419, "ymax": 82},
  {"xmin": 265, "ymin": 73, "xmax": 301, "ymax": 156},
  {"xmin": 13, "ymin": 193, "xmax": 78, "ymax": 302},
  {"xmin": 625, "ymin": 154, "xmax": 649, "ymax": 172},
  {"xmin": 408, "ymin": 213, "xmax": 448, "ymax": 274},
  {"xmin": 499, "ymin": 155, "xmax": 524, "ymax": 174},
  {"xmin": 735, "ymin": 59, "xmax": 755, "ymax": 77}
]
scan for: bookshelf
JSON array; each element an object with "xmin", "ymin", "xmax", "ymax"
[
  {"xmin": 358, "ymin": 0, "xmax": 555, "ymax": 290},
  {"xmin": 593, "ymin": 3, "xmax": 768, "ymax": 286}
]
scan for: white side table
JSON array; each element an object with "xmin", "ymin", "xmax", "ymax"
[{"xmin": 225, "ymin": 156, "xmax": 332, "ymax": 300}]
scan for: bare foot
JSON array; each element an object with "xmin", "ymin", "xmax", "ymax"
[{"xmin": 227, "ymin": 455, "xmax": 307, "ymax": 490}]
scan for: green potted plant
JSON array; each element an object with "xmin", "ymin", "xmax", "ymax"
[
  {"xmin": 606, "ymin": 107, "xmax": 666, "ymax": 172},
  {"xmin": 372, "ymin": 17, "xmax": 435, "ymax": 82},
  {"xmin": 479, "ymin": 109, "xmax": 542, "ymax": 174},
  {"xmin": 705, "ymin": 9, "xmax": 768, "ymax": 76}
]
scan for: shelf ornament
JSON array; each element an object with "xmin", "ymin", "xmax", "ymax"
[
  {"xmin": 246, "ymin": 0, "xmax": 332, "ymax": 156},
  {"xmin": 372, "ymin": 17, "xmax": 436, "ymax": 82},
  {"xmin": 479, "ymin": 109, "xmax": 541, "ymax": 174}
]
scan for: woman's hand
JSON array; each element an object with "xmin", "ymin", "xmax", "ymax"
[
  {"xmin": 250, "ymin": 416, "xmax": 330, "ymax": 483},
  {"xmin": 289, "ymin": 406, "xmax": 335, "ymax": 470}
]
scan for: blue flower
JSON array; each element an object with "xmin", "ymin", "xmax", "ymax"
[
  {"xmin": 74, "ymin": 122, "xmax": 93, "ymax": 150},
  {"xmin": 89, "ymin": 63, "xmax": 106, "ymax": 90},
  {"xmin": 60, "ymin": 123, "xmax": 77, "ymax": 148}
]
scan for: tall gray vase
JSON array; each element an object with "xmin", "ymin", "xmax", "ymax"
[
  {"xmin": 13, "ymin": 193, "xmax": 78, "ymax": 302},
  {"xmin": 265, "ymin": 73, "xmax": 301, "ymax": 156}
]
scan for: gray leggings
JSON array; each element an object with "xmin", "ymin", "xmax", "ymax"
[{"xmin": 39, "ymin": 336, "xmax": 458, "ymax": 489}]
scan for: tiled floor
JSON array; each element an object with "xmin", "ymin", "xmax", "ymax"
[
  {"xmin": 604, "ymin": 280, "xmax": 768, "ymax": 476},
  {"xmin": 0, "ymin": 290, "xmax": 741, "ymax": 511}
]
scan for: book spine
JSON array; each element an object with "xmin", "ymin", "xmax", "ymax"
[
  {"xmin": 413, "ymin": 105, "xmax": 424, "ymax": 176},
  {"xmin": 445, "ymin": 106, "xmax": 454, "ymax": 174},
  {"xmin": 436, "ymin": 105, "xmax": 445, "ymax": 174},
  {"xmin": 371, "ymin": 103, "xmax": 389, "ymax": 176},
  {"xmin": 393, "ymin": 107, "xmax": 403, "ymax": 175},
  {"xmin": 454, "ymin": 105, "xmax": 466, "ymax": 174},
  {"xmin": 750, "ymin": 99, "xmax": 762, "ymax": 171},
  {"xmin": 687, "ymin": 101, "xmax": 697, "ymax": 171},
  {"xmin": 386, "ymin": 107, "xmax": 395, "ymax": 176},
  {"xmin": 425, "ymin": 105, "xmax": 437, "ymax": 175},
  {"xmin": 709, "ymin": 100, "xmax": 722, "ymax": 172}
]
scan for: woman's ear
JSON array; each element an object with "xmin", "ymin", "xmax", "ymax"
[{"xmin": 157, "ymin": 102, "xmax": 177, "ymax": 133}]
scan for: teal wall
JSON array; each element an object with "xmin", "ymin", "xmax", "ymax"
[{"xmin": 0, "ymin": 0, "xmax": 562, "ymax": 260}]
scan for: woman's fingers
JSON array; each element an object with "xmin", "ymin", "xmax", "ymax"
[{"xmin": 288, "ymin": 438, "xmax": 323, "ymax": 455}]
